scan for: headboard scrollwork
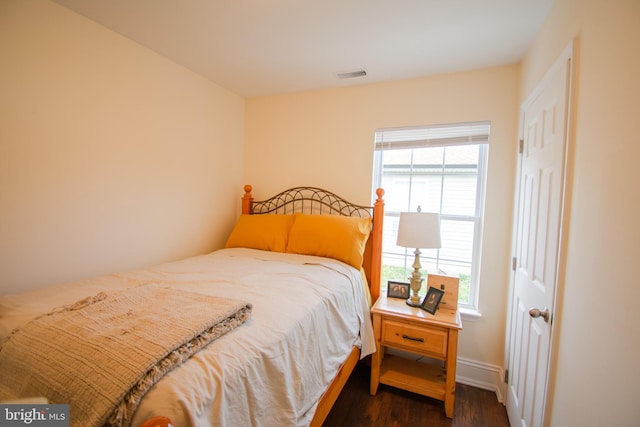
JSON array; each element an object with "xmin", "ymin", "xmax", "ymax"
[{"xmin": 245, "ymin": 186, "xmax": 372, "ymax": 217}]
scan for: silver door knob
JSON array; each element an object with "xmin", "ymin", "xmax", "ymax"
[{"xmin": 529, "ymin": 307, "xmax": 550, "ymax": 323}]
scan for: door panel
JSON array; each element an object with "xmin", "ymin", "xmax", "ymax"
[{"xmin": 506, "ymin": 45, "xmax": 572, "ymax": 427}]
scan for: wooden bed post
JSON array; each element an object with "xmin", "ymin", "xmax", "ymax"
[
  {"xmin": 242, "ymin": 185, "xmax": 253, "ymax": 215},
  {"xmin": 370, "ymin": 188, "xmax": 385, "ymax": 303}
]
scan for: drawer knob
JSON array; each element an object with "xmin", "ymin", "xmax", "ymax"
[{"xmin": 402, "ymin": 334, "xmax": 425, "ymax": 343}]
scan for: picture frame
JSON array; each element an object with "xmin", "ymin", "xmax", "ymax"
[
  {"xmin": 387, "ymin": 281, "xmax": 410, "ymax": 299},
  {"xmin": 420, "ymin": 286, "xmax": 445, "ymax": 314}
]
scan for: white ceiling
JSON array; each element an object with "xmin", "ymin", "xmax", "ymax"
[{"xmin": 52, "ymin": 0, "xmax": 554, "ymax": 98}]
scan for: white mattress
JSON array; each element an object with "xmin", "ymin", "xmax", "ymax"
[{"xmin": 0, "ymin": 248, "xmax": 375, "ymax": 427}]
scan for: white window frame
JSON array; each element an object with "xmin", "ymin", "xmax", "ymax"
[{"xmin": 372, "ymin": 122, "xmax": 490, "ymax": 310}]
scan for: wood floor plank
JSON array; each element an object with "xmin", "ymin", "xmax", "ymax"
[{"xmin": 323, "ymin": 363, "xmax": 510, "ymax": 427}]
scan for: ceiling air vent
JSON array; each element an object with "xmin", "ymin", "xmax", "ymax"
[{"xmin": 335, "ymin": 69, "xmax": 367, "ymax": 79}]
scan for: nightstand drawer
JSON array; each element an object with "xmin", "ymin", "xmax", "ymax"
[{"xmin": 382, "ymin": 319, "xmax": 448, "ymax": 358}]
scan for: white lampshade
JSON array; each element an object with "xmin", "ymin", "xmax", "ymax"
[{"xmin": 396, "ymin": 212, "xmax": 441, "ymax": 249}]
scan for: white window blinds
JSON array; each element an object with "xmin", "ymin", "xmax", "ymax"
[{"xmin": 375, "ymin": 121, "xmax": 491, "ymax": 150}]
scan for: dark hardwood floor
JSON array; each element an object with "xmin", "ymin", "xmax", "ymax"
[{"xmin": 323, "ymin": 363, "xmax": 510, "ymax": 427}]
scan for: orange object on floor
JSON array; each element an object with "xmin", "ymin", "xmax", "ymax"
[{"xmin": 139, "ymin": 416, "xmax": 174, "ymax": 427}]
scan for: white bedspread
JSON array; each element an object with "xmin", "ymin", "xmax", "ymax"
[{"xmin": 0, "ymin": 248, "xmax": 375, "ymax": 427}]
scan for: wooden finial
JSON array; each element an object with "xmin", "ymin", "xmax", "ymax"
[{"xmin": 242, "ymin": 185, "xmax": 253, "ymax": 214}]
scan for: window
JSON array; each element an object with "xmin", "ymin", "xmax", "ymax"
[{"xmin": 372, "ymin": 122, "xmax": 490, "ymax": 309}]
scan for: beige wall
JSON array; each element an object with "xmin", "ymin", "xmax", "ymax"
[
  {"xmin": 519, "ymin": 0, "xmax": 640, "ymax": 425},
  {"xmin": 246, "ymin": 65, "xmax": 520, "ymax": 367},
  {"xmin": 0, "ymin": 0, "xmax": 245, "ymax": 295}
]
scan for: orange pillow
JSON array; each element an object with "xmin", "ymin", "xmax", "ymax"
[
  {"xmin": 286, "ymin": 213, "xmax": 371, "ymax": 268},
  {"xmin": 225, "ymin": 214, "xmax": 294, "ymax": 253}
]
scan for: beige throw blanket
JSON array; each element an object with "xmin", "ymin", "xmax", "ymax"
[{"xmin": 0, "ymin": 284, "xmax": 252, "ymax": 427}]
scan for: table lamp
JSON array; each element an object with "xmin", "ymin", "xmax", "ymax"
[{"xmin": 396, "ymin": 209, "xmax": 441, "ymax": 307}]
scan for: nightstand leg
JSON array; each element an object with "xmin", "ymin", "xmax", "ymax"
[
  {"xmin": 370, "ymin": 353, "xmax": 380, "ymax": 395},
  {"xmin": 370, "ymin": 313, "xmax": 382, "ymax": 395},
  {"xmin": 444, "ymin": 329, "xmax": 459, "ymax": 418}
]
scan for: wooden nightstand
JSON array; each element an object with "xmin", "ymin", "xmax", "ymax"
[{"xmin": 369, "ymin": 293, "xmax": 462, "ymax": 418}]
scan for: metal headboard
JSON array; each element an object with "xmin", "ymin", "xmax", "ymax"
[{"xmin": 248, "ymin": 186, "xmax": 373, "ymax": 217}]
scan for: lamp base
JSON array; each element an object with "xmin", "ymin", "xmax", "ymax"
[{"xmin": 406, "ymin": 298, "xmax": 422, "ymax": 308}]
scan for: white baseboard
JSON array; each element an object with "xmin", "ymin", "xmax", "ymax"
[{"xmin": 455, "ymin": 357, "xmax": 507, "ymax": 404}]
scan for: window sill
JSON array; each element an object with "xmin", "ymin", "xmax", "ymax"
[{"xmin": 459, "ymin": 307, "xmax": 482, "ymax": 321}]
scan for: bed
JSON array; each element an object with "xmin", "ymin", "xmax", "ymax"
[{"xmin": 0, "ymin": 185, "xmax": 385, "ymax": 427}]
